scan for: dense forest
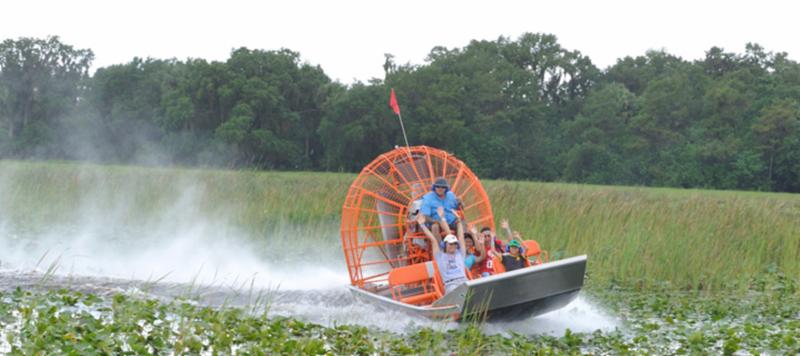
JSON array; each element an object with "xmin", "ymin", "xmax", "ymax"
[{"xmin": 1, "ymin": 35, "xmax": 799, "ymax": 192}]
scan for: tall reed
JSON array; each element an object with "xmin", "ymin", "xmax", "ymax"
[{"xmin": 2, "ymin": 160, "xmax": 797, "ymax": 291}]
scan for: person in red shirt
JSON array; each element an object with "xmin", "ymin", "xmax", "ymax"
[
  {"xmin": 480, "ymin": 226, "xmax": 505, "ymax": 254},
  {"xmin": 471, "ymin": 226, "xmax": 499, "ymax": 277}
]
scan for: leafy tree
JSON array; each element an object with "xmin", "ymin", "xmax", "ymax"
[
  {"xmin": 563, "ymin": 83, "xmax": 637, "ymax": 183},
  {"xmin": 88, "ymin": 58, "xmax": 177, "ymax": 162},
  {"xmin": 701, "ymin": 47, "xmax": 741, "ymax": 78},
  {"xmin": 214, "ymin": 48, "xmax": 330, "ymax": 168},
  {"xmin": 752, "ymin": 99, "xmax": 800, "ymax": 189},
  {"xmin": 4, "ymin": 35, "xmax": 800, "ymax": 192},
  {"xmin": 318, "ymin": 82, "xmax": 400, "ymax": 171},
  {"xmin": 626, "ymin": 65, "xmax": 707, "ymax": 186},
  {"xmin": 692, "ymin": 69, "xmax": 757, "ymax": 189},
  {"xmin": 0, "ymin": 36, "xmax": 93, "ymax": 156},
  {"xmin": 605, "ymin": 50, "xmax": 685, "ymax": 95}
]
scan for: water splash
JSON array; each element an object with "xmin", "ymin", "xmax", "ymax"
[{"xmin": 483, "ymin": 296, "xmax": 618, "ymax": 335}]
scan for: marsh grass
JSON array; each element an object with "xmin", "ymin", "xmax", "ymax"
[
  {"xmin": 487, "ymin": 180, "xmax": 800, "ymax": 291},
  {"xmin": 1, "ymin": 160, "xmax": 798, "ymax": 292}
]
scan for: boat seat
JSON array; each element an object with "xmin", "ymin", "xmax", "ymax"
[
  {"xmin": 523, "ymin": 240, "xmax": 548, "ymax": 265},
  {"xmin": 388, "ymin": 261, "xmax": 444, "ymax": 305},
  {"xmin": 465, "ymin": 267, "xmax": 477, "ymax": 280},
  {"xmin": 491, "ymin": 251, "xmax": 531, "ymax": 274},
  {"xmin": 491, "ymin": 255, "xmax": 506, "ymax": 273}
]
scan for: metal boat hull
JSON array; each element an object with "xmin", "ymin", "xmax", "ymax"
[{"xmin": 348, "ymin": 255, "xmax": 587, "ymax": 321}]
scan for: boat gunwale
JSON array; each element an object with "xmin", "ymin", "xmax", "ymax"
[
  {"xmin": 347, "ymin": 285, "xmax": 461, "ymax": 316},
  {"xmin": 348, "ymin": 255, "xmax": 587, "ymax": 317}
]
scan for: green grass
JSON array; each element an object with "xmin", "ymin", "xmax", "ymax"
[
  {"xmin": 487, "ymin": 180, "xmax": 800, "ymax": 291},
  {"xmin": 0, "ymin": 160, "xmax": 350, "ymax": 230},
  {"xmin": 1, "ymin": 159, "xmax": 799, "ymax": 291}
]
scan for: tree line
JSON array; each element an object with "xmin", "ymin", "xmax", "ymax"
[{"xmin": 1, "ymin": 35, "xmax": 799, "ymax": 192}]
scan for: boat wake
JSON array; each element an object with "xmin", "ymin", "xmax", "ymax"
[{"xmin": 0, "ymin": 265, "xmax": 616, "ymax": 336}]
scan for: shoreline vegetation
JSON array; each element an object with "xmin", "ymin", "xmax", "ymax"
[{"xmin": 2, "ymin": 35, "xmax": 800, "ymax": 193}]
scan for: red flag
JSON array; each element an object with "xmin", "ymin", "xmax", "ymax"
[{"xmin": 389, "ymin": 88, "xmax": 401, "ymax": 115}]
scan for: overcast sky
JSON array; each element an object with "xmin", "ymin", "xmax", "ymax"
[{"xmin": 2, "ymin": 0, "xmax": 797, "ymax": 83}]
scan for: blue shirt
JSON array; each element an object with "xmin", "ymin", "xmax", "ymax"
[
  {"xmin": 464, "ymin": 254, "xmax": 476, "ymax": 269},
  {"xmin": 421, "ymin": 191, "xmax": 459, "ymax": 224}
]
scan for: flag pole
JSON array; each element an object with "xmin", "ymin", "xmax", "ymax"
[
  {"xmin": 389, "ymin": 88, "xmax": 411, "ymax": 149},
  {"xmin": 389, "ymin": 88, "xmax": 418, "ymax": 189},
  {"xmin": 397, "ymin": 111, "xmax": 411, "ymax": 149}
]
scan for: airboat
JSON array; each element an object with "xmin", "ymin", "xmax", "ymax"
[{"xmin": 340, "ymin": 146, "xmax": 586, "ymax": 320}]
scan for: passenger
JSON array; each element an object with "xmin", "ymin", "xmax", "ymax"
[
  {"xmin": 463, "ymin": 231, "xmax": 485, "ymax": 271},
  {"xmin": 463, "ymin": 233, "xmax": 476, "ymax": 269},
  {"xmin": 500, "ymin": 240, "xmax": 526, "ymax": 272},
  {"xmin": 420, "ymin": 177, "xmax": 460, "ymax": 237},
  {"xmin": 475, "ymin": 227, "xmax": 499, "ymax": 277},
  {"xmin": 481, "ymin": 226, "xmax": 504, "ymax": 254},
  {"xmin": 416, "ymin": 211, "xmax": 467, "ymax": 293},
  {"xmin": 500, "ymin": 219, "xmax": 528, "ymax": 251},
  {"xmin": 406, "ymin": 198, "xmax": 423, "ymax": 233}
]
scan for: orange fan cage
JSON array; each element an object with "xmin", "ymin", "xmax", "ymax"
[{"xmin": 340, "ymin": 146, "xmax": 495, "ymax": 289}]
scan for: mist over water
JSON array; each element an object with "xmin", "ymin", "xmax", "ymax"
[
  {"xmin": 0, "ymin": 163, "xmax": 347, "ymax": 289},
  {"xmin": 0, "ymin": 163, "xmax": 617, "ymax": 335},
  {"xmin": 0, "ymin": 223, "xmax": 348, "ymax": 291}
]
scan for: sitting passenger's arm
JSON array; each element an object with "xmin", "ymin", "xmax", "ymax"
[
  {"xmin": 437, "ymin": 206, "xmax": 451, "ymax": 235},
  {"xmin": 474, "ymin": 246, "xmax": 485, "ymax": 262},
  {"xmin": 471, "ymin": 226, "xmax": 486, "ymax": 262},
  {"xmin": 453, "ymin": 209, "xmax": 465, "ymax": 252},
  {"xmin": 500, "ymin": 219, "xmax": 513, "ymax": 241},
  {"xmin": 513, "ymin": 231, "xmax": 522, "ymax": 241},
  {"xmin": 417, "ymin": 214, "xmax": 440, "ymax": 255}
]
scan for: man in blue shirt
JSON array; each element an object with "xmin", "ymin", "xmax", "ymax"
[{"xmin": 420, "ymin": 177, "xmax": 461, "ymax": 238}]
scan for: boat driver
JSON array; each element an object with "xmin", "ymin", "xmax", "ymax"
[{"xmin": 420, "ymin": 177, "xmax": 461, "ymax": 238}]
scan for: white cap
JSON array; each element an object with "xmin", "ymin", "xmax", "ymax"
[{"xmin": 443, "ymin": 234, "xmax": 458, "ymax": 244}]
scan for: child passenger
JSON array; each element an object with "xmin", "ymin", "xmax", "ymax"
[
  {"xmin": 493, "ymin": 219, "xmax": 527, "ymax": 272},
  {"xmin": 500, "ymin": 239, "xmax": 526, "ymax": 272},
  {"xmin": 417, "ymin": 210, "xmax": 467, "ymax": 294},
  {"xmin": 463, "ymin": 232, "xmax": 485, "ymax": 271}
]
